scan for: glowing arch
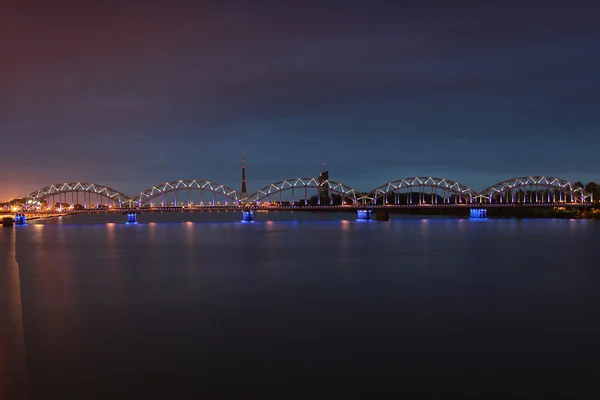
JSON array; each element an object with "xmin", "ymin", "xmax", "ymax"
[
  {"xmin": 133, "ymin": 180, "xmax": 242, "ymax": 206},
  {"xmin": 476, "ymin": 176, "xmax": 592, "ymax": 203},
  {"xmin": 248, "ymin": 178, "xmax": 360, "ymax": 205},
  {"xmin": 24, "ymin": 182, "xmax": 132, "ymax": 208},
  {"xmin": 364, "ymin": 177, "xmax": 478, "ymax": 205}
]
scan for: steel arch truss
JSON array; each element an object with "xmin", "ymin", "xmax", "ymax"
[
  {"xmin": 476, "ymin": 176, "xmax": 591, "ymax": 203},
  {"xmin": 248, "ymin": 178, "xmax": 360, "ymax": 205},
  {"xmin": 134, "ymin": 180, "xmax": 242, "ymax": 206},
  {"xmin": 364, "ymin": 177, "xmax": 478, "ymax": 204},
  {"xmin": 24, "ymin": 182, "xmax": 132, "ymax": 208}
]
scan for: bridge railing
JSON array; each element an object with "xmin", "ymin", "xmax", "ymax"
[
  {"xmin": 362, "ymin": 177, "xmax": 478, "ymax": 206},
  {"xmin": 13, "ymin": 175, "xmax": 596, "ymax": 212},
  {"xmin": 133, "ymin": 180, "xmax": 242, "ymax": 207},
  {"xmin": 247, "ymin": 178, "xmax": 361, "ymax": 206},
  {"xmin": 474, "ymin": 176, "xmax": 592, "ymax": 204}
]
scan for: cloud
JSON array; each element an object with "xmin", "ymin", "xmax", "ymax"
[{"xmin": 1, "ymin": 2, "xmax": 600, "ymax": 199}]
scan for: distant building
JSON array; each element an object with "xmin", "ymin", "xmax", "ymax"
[
  {"xmin": 318, "ymin": 170, "xmax": 329, "ymax": 203},
  {"xmin": 240, "ymin": 149, "xmax": 248, "ymax": 199}
]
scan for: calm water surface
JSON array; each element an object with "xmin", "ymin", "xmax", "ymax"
[{"xmin": 1, "ymin": 213, "xmax": 599, "ymax": 398}]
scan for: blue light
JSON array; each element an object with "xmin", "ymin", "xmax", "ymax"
[
  {"xmin": 470, "ymin": 208, "xmax": 487, "ymax": 219},
  {"xmin": 242, "ymin": 211, "xmax": 254, "ymax": 222},
  {"xmin": 357, "ymin": 209, "xmax": 372, "ymax": 220},
  {"xmin": 14, "ymin": 214, "xmax": 26, "ymax": 225},
  {"xmin": 127, "ymin": 212, "xmax": 137, "ymax": 223}
]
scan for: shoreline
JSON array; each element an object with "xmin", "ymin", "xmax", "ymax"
[{"xmin": 0, "ymin": 214, "xmax": 69, "ymax": 221}]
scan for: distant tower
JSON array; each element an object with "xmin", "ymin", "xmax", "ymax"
[
  {"xmin": 318, "ymin": 161, "xmax": 329, "ymax": 204},
  {"xmin": 241, "ymin": 148, "xmax": 248, "ymax": 199}
]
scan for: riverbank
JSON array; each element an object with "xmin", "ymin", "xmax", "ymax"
[{"xmin": 0, "ymin": 214, "xmax": 69, "ymax": 221}]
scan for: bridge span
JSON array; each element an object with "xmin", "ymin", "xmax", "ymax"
[
  {"xmin": 5, "ymin": 202, "xmax": 596, "ymax": 215},
  {"xmin": 2, "ymin": 175, "xmax": 595, "ymax": 222}
]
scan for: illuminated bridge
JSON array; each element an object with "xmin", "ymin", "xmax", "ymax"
[{"xmin": 4, "ymin": 175, "xmax": 594, "ymax": 222}]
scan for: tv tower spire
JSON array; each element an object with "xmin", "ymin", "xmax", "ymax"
[{"xmin": 241, "ymin": 147, "xmax": 248, "ymax": 199}]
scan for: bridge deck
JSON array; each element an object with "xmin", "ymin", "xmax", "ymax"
[{"xmin": 7, "ymin": 202, "xmax": 595, "ymax": 215}]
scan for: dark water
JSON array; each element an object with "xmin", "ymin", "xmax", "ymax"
[{"xmin": 1, "ymin": 213, "xmax": 600, "ymax": 398}]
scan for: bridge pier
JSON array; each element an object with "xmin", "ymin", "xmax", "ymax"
[
  {"xmin": 375, "ymin": 210, "xmax": 390, "ymax": 221},
  {"xmin": 126, "ymin": 212, "xmax": 137, "ymax": 223},
  {"xmin": 357, "ymin": 209, "xmax": 372, "ymax": 220},
  {"xmin": 14, "ymin": 215, "xmax": 26, "ymax": 225},
  {"xmin": 242, "ymin": 210, "xmax": 254, "ymax": 222},
  {"xmin": 2, "ymin": 217, "xmax": 14, "ymax": 227},
  {"xmin": 470, "ymin": 208, "xmax": 487, "ymax": 218}
]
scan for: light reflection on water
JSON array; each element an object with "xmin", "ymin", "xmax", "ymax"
[{"xmin": 0, "ymin": 227, "xmax": 28, "ymax": 400}]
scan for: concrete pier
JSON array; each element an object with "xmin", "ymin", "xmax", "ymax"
[
  {"xmin": 470, "ymin": 208, "xmax": 487, "ymax": 218},
  {"xmin": 375, "ymin": 210, "xmax": 390, "ymax": 221},
  {"xmin": 126, "ymin": 212, "xmax": 138, "ymax": 223},
  {"xmin": 357, "ymin": 210, "xmax": 372, "ymax": 220},
  {"xmin": 242, "ymin": 210, "xmax": 254, "ymax": 222}
]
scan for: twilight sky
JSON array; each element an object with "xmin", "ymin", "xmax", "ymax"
[{"xmin": 1, "ymin": 1, "xmax": 599, "ymax": 200}]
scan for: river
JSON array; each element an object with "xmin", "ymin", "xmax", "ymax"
[{"xmin": 1, "ymin": 213, "xmax": 599, "ymax": 398}]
